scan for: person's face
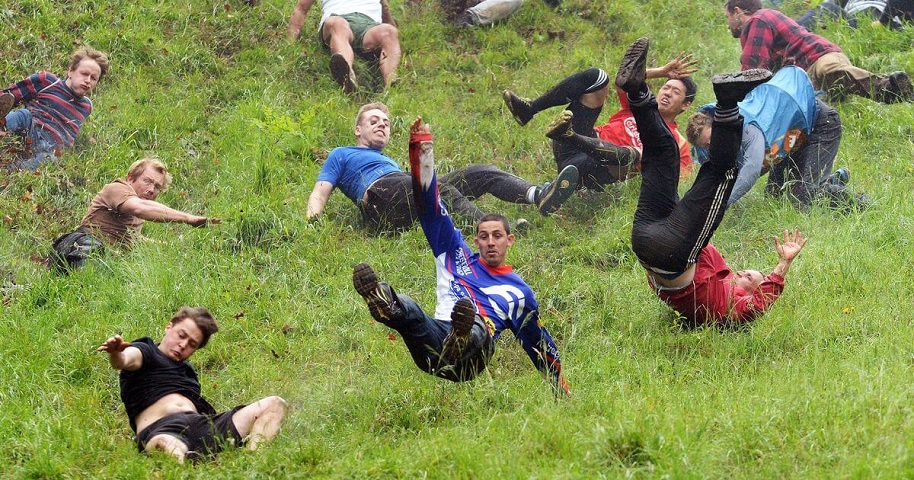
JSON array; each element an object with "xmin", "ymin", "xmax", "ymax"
[
  {"xmin": 732, "ymin": 270, "xmax": 764, "ymax": 291},
  {"xmin": 66, "ymin": 58, "xmax": 102, "ymax": 97},
  {"xmin": 698, "ymin": 126, "xmax": 712, "ymax": 150},
  {"xmin": 474, "ymin": 220, "xmax": 515, "ymax": 268},
  {"xmin": 725, "ymin": 6, "xmax": 745, "ymax": 38},
  {"xmin": 160, "ymin": 318, "xmax": 205, "ymax": 362},
  {"xmin": 354, "ymin": 109, "xmax": 391, "ymax": 151},
  {"xmin": 127, "ymin": 165, "xmax": 166, "ymax": 200},
  {"xmin": 657, "ymin": 79, "xmax": 690, "ymax": 118}
]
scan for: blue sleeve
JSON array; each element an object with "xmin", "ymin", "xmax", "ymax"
[
  {"xmin": 316, "ymin": 149, "xmax": 344, "ymax": 185},
  {"xmin": 409, "ymin": 130, "xmax": 466, "ymax": 258},
  {"xmin": 728, "ymin": 124, "xmax": 766, "ymax": 206},
  {"xmin": 511, "ymin": 311, "xmax": 567, "ymax": 391}
]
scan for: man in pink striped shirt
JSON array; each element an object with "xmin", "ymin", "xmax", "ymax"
[{"xmin": 0, "ymin": 46, "xmax": 109, "ymax": 170}]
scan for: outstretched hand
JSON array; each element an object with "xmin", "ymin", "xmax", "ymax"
[
  {"xmin": 660, "ymin": 52, "xmax": 698, "ymax": 79},
  {"xmin": 410, "ymin": 116, "xmax": 431, "ymax": 135},
  {"xmin": 774, "ymin": 229, "xmax": 807, "ymax": 262},
  {"xmin": 97, "ymin": 335, "xmax": 130, "ymax": 353}
]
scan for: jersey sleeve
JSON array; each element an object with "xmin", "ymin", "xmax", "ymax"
[
  {"xmin": 409, "ymin": 129, "xmax": 465, "ymax": 258},
  {"xmin": 729, "ymin": 273, "xmax": 785, "ymax": 323},
  {"xmin": 511, "ymin": 312, "xmax": 569, "ymax": 395},
  {"xmin": 315, "ymin": 149, "xmax": 344, "ymax": 185},
  {"xmin": 4, "ymin": 72, "xmax": 56, "ymax": 103}
]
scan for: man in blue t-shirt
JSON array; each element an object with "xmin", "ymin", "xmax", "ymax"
[
  {"xmin": 306, "ymin": 102, "xmax": 578, "ymax": 233},
  {"xmin": 687, "ymin": 66, "xmax": 866, "ymax": 210},
  {"xmin": 351, "ymin": 117, "xmax": 570, "ymax": 395}
]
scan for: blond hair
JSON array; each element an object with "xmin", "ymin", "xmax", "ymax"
[
  {"xmin": 69, "ymin": 46, "xmax": 110, "ymax": 80},
  {"xmin": 126, "ymin": 156, "xmax": 172, "ymax": 191},
  {"xmin": 355, "ymin": 102, "xmax": 390, "ymax": 126}
]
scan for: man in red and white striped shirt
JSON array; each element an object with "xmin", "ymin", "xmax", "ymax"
[{"xmin": 0, "ymin": 46, "xmax": 109, "ymax": 170}]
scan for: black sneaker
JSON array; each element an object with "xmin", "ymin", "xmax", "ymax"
[
  {"xmin": 330, "ymin": 53, "xmax": 358, "ymax": 94},
  {"xmin": 503, "ymin": 90, "xmax": 534, "ymax": 126},
  {"xmin": 545, "ymin": 110, "xmax": 574, "ymax": 140},
  {"xmin": 615, "ymin": 37, "xmax": 649, "ymax": 94},
  {"xmin": 0, "ymin": 93, "xmax": 14, "ymax": 126},
  {"xmin": 888, "ymin": 71, "xmax": 913, "ymax": 102},
  {"xmin": 513, "ymin": 218, "xmax": 531, "ymax": 235},
  {"xmin": 352, "ymin": 263, "xmax": 401, "ymax": 322},
  {"xmin": 442, "ymin": 297, "xmax": 476, "ymax": 364},
  {"xmin": 536, "ymin": 165, "xmax": 579, "ymax": 216},
  {"xmin": 711, "ymin": 69, "xmax": 772, "ymax": 108}
]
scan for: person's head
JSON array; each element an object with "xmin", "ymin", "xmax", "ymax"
[
  {"xmin": 473, "ymin": 214, "xmax": 515, "ymax": 268},
  {"xmin": 686, "ymin": 111, "xmax": 714, "ymax": 150},
  {"xmin": 724, "ymin": 0, "xmax": 762, "ymax": 37},
  {"xmin": 126, "ymin": 156, "xmax": 172, "ymax": 200},
  {"xmin": 657, "ymin": 77, "xmax": 697, "ymax": 120},
  {"xmin": 354, "ymin": 102, "xmax": 391, "ymax": 151},
  {"xmin": 160, "ymin": 306, "xmax": 219, "ymax": 362},
  {"xmin": 66, "ymin": 47, "xmax": 109, "ymax": 97},
  {"xmin": 730, "ymin": 269, "xmax": 765, "ymax": 299}
]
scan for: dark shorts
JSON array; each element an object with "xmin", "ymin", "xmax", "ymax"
[
  {"xmin": 320, "ymin": 12, "xmax": 380, "ymax": 54},
  {"xmin": 50, "ymin": 226, "xmax": 104, "ymax": 274},
  {"xmin": 135, "ymin": 407, "xmax": 245, "ymax": 455}
]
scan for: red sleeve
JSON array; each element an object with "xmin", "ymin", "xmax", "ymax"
[
  {"xmin": 729, "ymin": 273, "xmax": 785, "ymax": 323},
  {"xmin": 740, "ymin": 19, "xmax": 774, "ymax": 70},
  {"xmin": 5, "ymin": 72, "xmax": 55, "ymax": 103}
]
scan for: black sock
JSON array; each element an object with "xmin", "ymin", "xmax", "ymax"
[{"xmin": 531, "ymin": 68, "xmax": 609, "ymax": 114}]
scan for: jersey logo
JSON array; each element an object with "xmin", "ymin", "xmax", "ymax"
[{"xmin": 479, "ymin": 285, "xmax": 526, "ymax": 321}]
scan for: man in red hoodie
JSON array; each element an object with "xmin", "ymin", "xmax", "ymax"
[{"xmin": 617, "ymin": 37, "xmax": 808, "ymax": 326}]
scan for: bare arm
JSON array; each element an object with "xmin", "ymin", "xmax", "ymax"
[
  {"xmin": 307, "ymin": 181, "xmax": 335, "ymax": 219},
  {"xmin": 646, "ymin": 52, "xmax": 698, "ymax": 80},
  {"xmin": 380, "ymin": 0, "xmax": 396, "ymax": 26},
  {"xmin": 97, "ymin": 335, "xmax": 143, "ymax": 371},
  {"xmin": 771, "ymin": 229, "xmax": 807, "ymax": 278},
  {"xmin": 119, "ymin": 197, "xmax": 219, "ymax": 227},
  {"xmin": 288, "ymin": 0, "xmax": 317, "ymax": 40}
]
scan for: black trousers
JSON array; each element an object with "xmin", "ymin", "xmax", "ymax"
[{"xmin": 630, "ymin": 96, "xmax": 743, "ymax": 276}]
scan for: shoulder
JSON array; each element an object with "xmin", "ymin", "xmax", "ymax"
[{"xmin": 99, "ymin": 179, "xmax": 137, "ymax": 197}]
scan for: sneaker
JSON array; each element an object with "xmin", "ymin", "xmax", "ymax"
[
  {"xmin": 0, "ymin": 93, "xmax": 14, "ymax": 126},
  {"xmin": 352, "ymin": 263, "xmax": 401, "ymax": 322},
  {"xmin": 536, "ymin": 164, "xmax": 579, "ymax": 216},
  {"xmin": 829, "ymin": 167, "xmax": 850, "ymax": 186},
  {"xmin": 442, "ymin": 297, "xmax": 476, "ymax": 364},
  {"xmin": 615, "ymin": 37, "xmax": 649, "ymax": 94},
  {"xmin": 513, "ymin": 218, "xmax": 531, "ymax": 235},
  {"xmin": 545, "ymin": 110, "xmax": 574, "ymax": 140},
  {"xmin": 330, "ymin": 53, "xmax": 358, "ymax": 94},
  {"xmin": 853, "ymin": 192, "xmax": 871, "ymax": 211},
  {"xmin": 502, "ymin": 90, "xmax": 534, "ymax": 126},
  {"xmin": 711, "ymin": 69, "xmax": 772, "ymax": 108},
  {"xmin": 887, "ymin": 71, "xmax": 913, "ymax": 103}
]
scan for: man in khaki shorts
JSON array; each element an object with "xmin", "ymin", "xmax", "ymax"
[{"xmin": 288, "ymin": 0, "xmax": 401, "ymax": 92}]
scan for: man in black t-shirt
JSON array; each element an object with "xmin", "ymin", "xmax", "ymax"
[{"xmin": 97, "ymin": 306, "xmax": 288, "ymax": 463}]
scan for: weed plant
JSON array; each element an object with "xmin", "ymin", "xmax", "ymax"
[{"xmin": 1, "ymin": 0, "xmax": 913, "ymax": 477}]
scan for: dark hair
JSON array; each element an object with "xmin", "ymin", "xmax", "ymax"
[
  {"xmin": 69, "ymin": 46, "xmax": 110, "ymax": 80},
  {"xmin": 170, "ymin": 306, "xmax": 219, "ymax": 348},
  {"xmin": 476, "ymin": 213, "xmax": 510, "ymax": 235},
  {"xmin": 679, "ymin": 76, "xmax": 698, "ymax": 105},
  {"xmin": 725, "ymin": 0, "xmax": 762, "ymax": 14}
]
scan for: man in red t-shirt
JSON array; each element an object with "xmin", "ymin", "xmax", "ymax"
[
  {"xmin": 503, "ymin": 53, "xmax": 697, "ymax": 192},
  {"xmin": 618, "ymin": 37, "xmax": 807, "ymax": 327}
]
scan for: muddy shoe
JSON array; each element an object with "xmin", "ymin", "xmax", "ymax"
[
  {"xmin": 545, "ymin": 110, "xmax": 574, "ymax": 140},
  {"xmin": 535, "ymin": 164, "xmax": 579, "ymax": 216},
  {"xmin": 887, "ymin": 71, "xmax": 913, "ymax": 103},
  {"xmin": 711, "ymin": 69, "xmax": 772, "ymax": 107},
  {"xmin": 615, "ymin": 37, "xmax": 649, "ymax": 94},
  {"xmin": 503, "ymin": 90, "xmax": 534, "ymax": 126},
  {"xmin": 442, "ymin": 297, "xmax": 476, "ymax": 364},
  {"xmin": 330, "ymin": 53, "xmax": 358, "ymax": 94},
  {"xmin": 353, "ymin": 263, "xmax": 401, "ymax": 323},
  {"xmin": 0, "ymin": 93, "xmax": 14, "ymax": 127}
]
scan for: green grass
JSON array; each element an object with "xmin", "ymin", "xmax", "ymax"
[{"xmin": 2, "ymin": 0, "xmax": 914, "ymax": 477}]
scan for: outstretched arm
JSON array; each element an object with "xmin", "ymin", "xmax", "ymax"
[
  {"xmin": 288, "ymin": 0, "xmax": 316, "ymax": 40},
  {"xmin": 97, "ymin": 335, "xmax": 143, "ymax": 371},
  {"xmin": 647, "ymin": 52, "xmax": 698, "ymax": 80},
  {"xmin": 119, "ymin": 197, "xmax": 220, "ymax": 227},
  {"xmin": 772, "ymin": 229, "xmax": 807, "ymax": 278},
  {"xmin": 515, "ymin": 319, "xmax": 570, "ymax": 397},
  {"xmin": 307, "ymin": 181, "xmax": 335, "ymax": 219}
]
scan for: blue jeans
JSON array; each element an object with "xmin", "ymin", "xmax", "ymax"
[
  {"xmin": 385, "ymin": 294, "xmax": 494, "ymax": 382},
  {"xmin": 765, "ymin": 100, "xmax": 850, "ymax": 209},
  {"xmin": 4, "ymin": 109, "xmax": 59, "ymax": 170}
]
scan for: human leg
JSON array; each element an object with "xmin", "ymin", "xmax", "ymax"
[
  {"xmin": 465, "ymin": 0, "xmax": 525, "ymax": 26},
  {"xmin": 439, "ymin": 164, "xmax": 533, "ymax": 204},
  {"xmin": 361, "ymin": 173, "xmax": 418, "ymax": 232},
  {"xmin": 231, "ymin": 396, "xmax": 288, "ymax": 451},
  {"xmin": 361, "ymin": 23, "xmax": 401, "ymax": 87},
  {"xmin": 321, "ymin": 16, "xmax": 359, "ymax": 92},
  {"xmin": 503, "ymin": 68, "xmax": 608, "ymax": 125},
  {"xmin": 784, "ymin": 100, "xmax": 844, "ymax": 208},
  {"xmin": 809, "ymin": 52, "xmax": 911, "ymax": 103},
  {"xmin": 352, "ymin": 263, "xmax": 492, "ymax": 381}
]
